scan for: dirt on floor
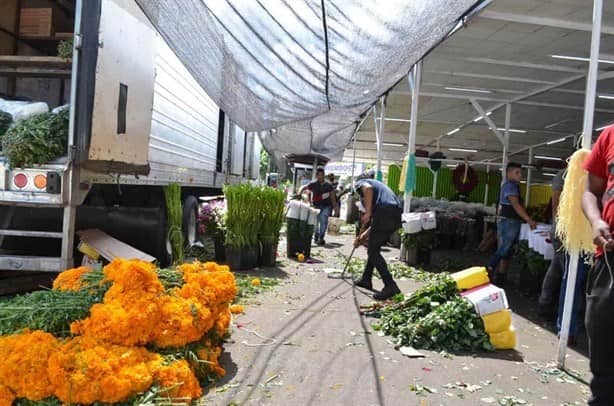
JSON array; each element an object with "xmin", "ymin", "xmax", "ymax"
[{"xmin": 204, "ymin": 233, "xmax": 590, "ymax": 406}]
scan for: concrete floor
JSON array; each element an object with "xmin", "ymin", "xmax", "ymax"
[{"xmin": 204, "ymin": 233, "xmax": 590, "ymax": 406}]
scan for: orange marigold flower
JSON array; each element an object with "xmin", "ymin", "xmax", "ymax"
[
  {"xmin": 70, "ymin": 296, "xmax": 161, "ymax": 346},
  {"xmin": 48, "ymin": 336, "xmax": 162, "ymax": 405},
  {"xmin": 71, "ymin": 259, "xmax": 164, "ymax": 346},
  {"xmin": 156, "ymin": 360, "xmax": 202, "ymax": 402},
  {"xmin": 0, "ymin": 385, "xmax": 15, "ymax": 406},
  {"xmin": 52, "ymin": 266, "xmax": 91, "ymax": 291},
  {"xmin": 152, "ymin": 295, "xmax": 214, "ymax": 348},
  {"xmin": 196, "ymin": 345, "xmax": 226, "ymax": 378},
  {"xmin": 251, "ymin": 278, "xmax": 261, "ymax": 286},
  {"xmin": 229, "ymin": 304, "xmax": 244, "ymax": 314},
  {"xmin": 103, "ymin": 258, "xmax": 163, "ymax": 298},
  {"xmin": 214, "ymin": 308, "xmax": 232, "ymax": 336},
  {"xmin": 0, "ymin": 330, "xmax": 58, "ymax": 401}
]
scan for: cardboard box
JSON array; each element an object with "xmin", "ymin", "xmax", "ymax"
[
  {"xmin": 19, "ymin": 8, "xmax": 53, "ymax": 37},
  {"xmin": 461, "ymin": 283, "xmax": 509, "ymax": 316}
]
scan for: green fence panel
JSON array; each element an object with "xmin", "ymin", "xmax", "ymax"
[
  {"xmin": 408, "ymin": 165, "xmax": 502, "ymax": 204},
  {"xmin": 387, "ymin": 164, "xmax": 401, "ymax": 195}
]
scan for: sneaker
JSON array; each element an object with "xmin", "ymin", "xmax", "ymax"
[
  {"xmin": 317, "ymin": 239, "xmax": 325, "ymax": 246},
  {"xmin": 354, "ymin": 278, "xmax": 373, "ymax": 291},
  {"xmin": 373, "ymin": 283, "xmax": 401, "ymax": 301},
  {"xmin": 313, "ymin": 235, "xmax": 320, "ymax": 244}
]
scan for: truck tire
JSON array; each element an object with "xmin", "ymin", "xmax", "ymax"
[{"xmin": 182, "ymin": 195, "xmax": 199, "ymax": 247}]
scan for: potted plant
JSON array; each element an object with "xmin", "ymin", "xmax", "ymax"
[
  {"xmin": 521, "ymin": 247, "xmax": 549, "ymax": 296},
  {"xmin": 401, "ymin": 230, "xmax": 435, "ymax": 266},
  {"xmin": 258, "ymin": 187, "xmax": 285, "ymax": 266},
  {"xmin": 197, "ymin": 200, "xmax": 226, "ymax": 261},
  {"xmin": 224, "ymin": 183, "xmax": 261, "ymax": 270}
]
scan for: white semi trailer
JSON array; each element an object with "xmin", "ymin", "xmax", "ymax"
[{"xmin": 0, "ymin": 0, "xmax": 261, "ymax": 271}]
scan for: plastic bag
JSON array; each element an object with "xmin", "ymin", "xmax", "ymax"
[{"xmin": 0, "ymin": 98, "xmax": 48, "ymax": 122}]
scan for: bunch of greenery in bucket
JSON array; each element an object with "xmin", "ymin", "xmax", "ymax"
[
  {"xmin": 198, "ymin": 200, "xmax": 227, "ymax": 261},
  {"xmin": 401, "ymin": 230, "xmax": 436, "ymax": 266},
  {"xmin": 223, "ymin": 183, "xmax": 263, "ymax": 270},
  {"xmin": 258, "ymin": 187, "xmax": 286, "ymax": 267}
]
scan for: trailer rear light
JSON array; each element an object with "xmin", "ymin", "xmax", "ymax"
[
  {"xmin": 34, "ymin": 174, "xmax": 47, "ymax": 189},
  {"xmin": 13, "ymin": 173, "xmax": 27, "ymax": 189}
]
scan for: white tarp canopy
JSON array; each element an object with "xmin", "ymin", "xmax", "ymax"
[{"xmin": 135, "ymin": 0, "xmax": 482, "ymax": 160}]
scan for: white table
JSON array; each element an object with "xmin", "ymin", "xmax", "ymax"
[{"xmin": 519, "ymin": 223, "xmax": 554, "ymax": 260}]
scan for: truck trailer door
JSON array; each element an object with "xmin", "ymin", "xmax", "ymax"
[{"xmin": 84, "ymin": 0, "xmax": 155, "ymax": 175}]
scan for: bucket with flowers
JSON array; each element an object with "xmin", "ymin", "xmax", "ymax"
[{"xmin": 198, "ymin": 199, "xmax": 227, "ymax": 261}]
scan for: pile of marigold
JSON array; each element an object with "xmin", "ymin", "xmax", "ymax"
[{"xmin": 0, "ymin": 259, "xmax": 237, "ymax": 405}]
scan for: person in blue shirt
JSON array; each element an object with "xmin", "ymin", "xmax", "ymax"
[
  {"xmin": 487, "ymin": 162, "xmax": 537, "ymax": 284},
  {"xmin": 353, "ymin": 179, "xmax": 402, "ymax": 300}
]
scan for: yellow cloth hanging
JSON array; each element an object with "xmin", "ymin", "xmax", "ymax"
[
  {"xmin": 556, "ymin": 149, "xmax": 594, "ymax": 255},
  {"xmin": 399, "ymin": 154, "xmax": 409, "ymax": 192}
]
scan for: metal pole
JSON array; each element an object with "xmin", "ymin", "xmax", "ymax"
[
  {"xmin": 61, "ymin": 0, "xmax": 82, "ymax": 270},
  {"xmin": 558, "ymin": 0, "xmax": 602, "ymax": 368},
  {"xmin": 526, "ymin": 147, "xmax": 533, "ymax": 205},
  {"xmin": 431, "ymin": 170, "xmax": 438, "ymax": 198},
  {"xmin": 484, "ymin": 164, "xmax": 490, "ymax": 205},
  {"xmin": 404, "ymin": 60, "xmax": 422, "ymax": 213},
  {"xmin": 374, "ymin": 97, "xmax": 385, "ymax": 182},
  {"xmin": 502, "ymin": 104, "xmax": 511, "ymax": 182},
  {"xmin": 312, "ymin": 156, "xmax": 318, "ymax": 180}
]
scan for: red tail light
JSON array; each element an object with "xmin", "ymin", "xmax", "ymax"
[{"xmin": 13, "ymin": 173, "xmax": 27, "ymax": 189}]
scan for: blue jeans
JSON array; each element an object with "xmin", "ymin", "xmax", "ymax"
[
  {"xmin": 315, "ymin": 205, "xmax": 332, "ymax": 240},
  {"xmin": 557, "ymin": 255, "xmax": 587, "ymax": 338},
  {"xmin": 488, "ymin": 217, "xmax": 521, "ymax": 271}
]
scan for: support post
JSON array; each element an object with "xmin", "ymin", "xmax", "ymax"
[
  {"xmin": 403, "ymin": 61, "xmax": 422, "ymax": 213},
  {"xmin": 431, "ymin": 170, "xmax": 437, "ymax": 198},
  {"xmin": 374, "ymin": 97, "xmax": 385, "ymax": 182},
  {"xmin": 526, "ymin": 147, "xmax": 533, "ymax": 205},
  {"xmin": 484, "ymin": 164, "xmax": 490, "ymax": 205},
  {"xmin": 502, "ymin": 104, "xmax": 511, "ymax": 181},
  {"xmin": 557, "ymin": 0, "xmax": 602, "ymax": 368},
  {"xmin": 312, "ymin": 156, "xmax": 318, "ymax": 180}
]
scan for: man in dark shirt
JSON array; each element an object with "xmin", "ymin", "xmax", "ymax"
[
  {"xmin": 487, "ymin": 162, "xmax": 537, "ymax": 283},
  {"xmin": 539, "ymin": 169, "xmax": 565, "ymax": 319},
  {"xmin": 353, "ymin": 179, "xmax": 402, "ymax": 300},
  {"xmin": 300, "ymin": 168, "xmax": 338, "ymax": 245}
]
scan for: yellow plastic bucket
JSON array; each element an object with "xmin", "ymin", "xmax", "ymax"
[
  {"xmin": 489, "ymin": 326, "xmax": 516, "ymax": 350},
  {"xmin": 451, "ymin": 266, "xmax": 490, "ymax": 291},
  {"xmin": 481, "ymin": 309, "xmax": 512, "ymax": 334}
]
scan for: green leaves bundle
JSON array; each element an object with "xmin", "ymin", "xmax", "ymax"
[
  {"xmin": 394, "ymin": 296, "xmax": 494, "ymax": 352},
  {"xmin": 0, "ymin": 110, "xmax": 12, "ymax": 139},
  {"xmin": 164, "ymin": 183, "xmax": 184, "ymax": 263},
  {"xmin": 375, "ymin": 275, "xmax": 493, "ymax": 353},
  {"xmin": 2, "ymin": 109, "xmax": 69, "ymax": 168},
  {"xmin": 259, "ymin": 187, "xmax": 285, "ymax": 244},
  {"xmin": 0, "ymin": 284, "xmax": 107, "ymax": 336},
  {"xmin": 224, "ymin": 183, "xmax": 262, "ymax": 249}
]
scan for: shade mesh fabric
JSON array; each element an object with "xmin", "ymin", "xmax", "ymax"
[{"xmin": 136, "ymin": 0, "xmax": 480, "ymax": 160}]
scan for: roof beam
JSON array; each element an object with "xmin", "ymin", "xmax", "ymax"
[
  {"xmin": 430, "ymin": 70, "xmax": 614, "ymax": 146},
  {"xmin": 425, "ymin": 69, "xmax": 557, "ymax": 85},
  {"xmin": 437, "ymin": 56, "xmax": 586, "ymax": 74},
  {"xmin": 478, "ymin": 10, "xmax": 614, "ymax": 36},
  {"xmin": 412, "ymin": 90, "xmax": 614, "ymax": 113},
  {"xmin": 470, "ymin": 99, "xmax": 504, "ymax": 144}
]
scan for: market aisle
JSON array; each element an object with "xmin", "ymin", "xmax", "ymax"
[{"xmin": 205, "ymin": 234, "xmax": 590, "ymax": 405}]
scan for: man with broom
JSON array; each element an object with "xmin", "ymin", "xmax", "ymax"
[{"xmin": 353, "ymin": 178, "xmax": 402, "ymax": 301}]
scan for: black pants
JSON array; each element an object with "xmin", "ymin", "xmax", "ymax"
[
  {"xmin": 586, "ymin": 255, "xmax": 614, "ymax": 405},
  {"xmin": 362, "ymin": 205, "xmax": 401, "ymax": 286}
]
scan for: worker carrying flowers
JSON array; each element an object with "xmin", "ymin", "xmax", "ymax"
[
  {"xmin": 299, "ymin": 167, "xmax": 339, "ymax": 245},
  {"xmin": 353, "ymin": 178, "xmax": 402, "ymax": 300}
]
